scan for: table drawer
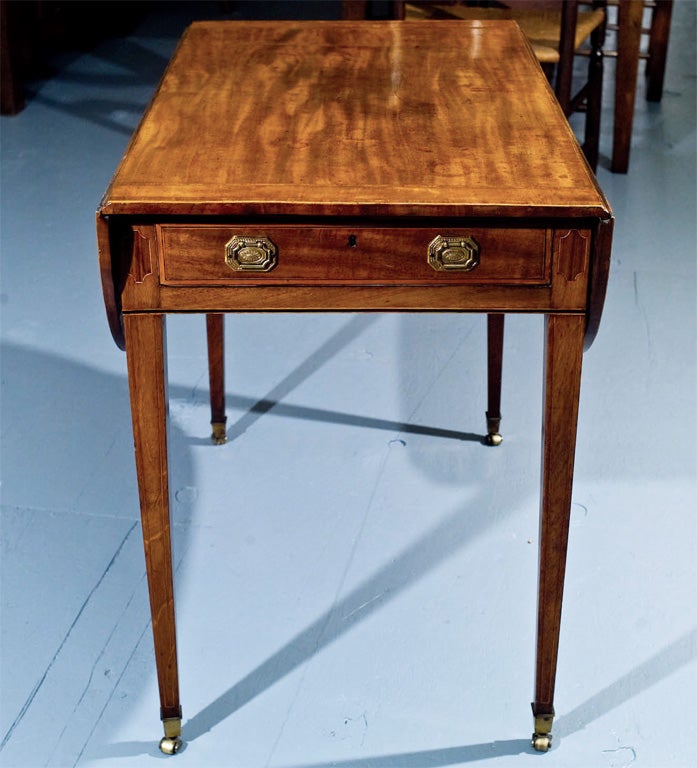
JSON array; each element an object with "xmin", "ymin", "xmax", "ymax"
[{"xmin": 157, "ymin": 225, "xmax": 550, "ymax": 286}]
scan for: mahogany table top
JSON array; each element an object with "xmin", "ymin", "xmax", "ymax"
[{"xmin": 100, "ymin": 20, "xmax": 611, "ymax": 220}]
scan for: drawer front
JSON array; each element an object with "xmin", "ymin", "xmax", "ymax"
[{"xmin": 157, "ymin": 225, "xmax": 550, "ymax": 286}]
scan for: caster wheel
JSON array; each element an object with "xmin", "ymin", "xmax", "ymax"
[
  {"xmin": 486, "ymin": 432, "xmax": 503, "ymax": 446},
  {"xmin": 532, "ymin": 734, "xmax": 551, "ymax": 753},
  {"xmin": 159, "ymin": 736, "xmax": 182, "ymax": 755}
]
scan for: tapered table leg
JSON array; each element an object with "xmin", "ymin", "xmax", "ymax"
[
  {"xmin": 124, "ymin": 313, "xmax": 182, "ymax": 755},
  {"xmin": 532, "ymin": 314, "xmax": 585, "ymax": 752},
  {"xmin": 206, "ymin": 313, "xmax": 227, "ymax": 444},
  {"xmin": 486, "ymin": 313, "xmax": 504, "ymax": 446}
]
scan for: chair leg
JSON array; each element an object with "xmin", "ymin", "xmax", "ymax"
[
  {"xmin": 206, "ymin": 313, "xmax": 227, "ymax": 444},
  {"xmin": 646, "ymin": 0, "xmax": 673, "ymax": 102},
  {"xmin": 341, "ymin": 1, "xmax": 368, "ymax": 19},
  {"xmin": 486, "ymin": 313, "xmax": 504, "ymax": 446},
  {"xmin": 554, "ymin": 0, "xmax": 578, "ymax": 115},
  {"xmin": 612, "ymin": 0, "xmax": 643, "ymax": 173},
  {"xmin": 583, "ymin": 28, "xmax": 604, "ymax": 172},
  {"xmin": 1, "ymin": 0, "xmax": 25, "ymax": 115}
]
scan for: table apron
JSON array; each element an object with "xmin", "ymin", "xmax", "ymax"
[
  {"xmin": 110, "ymin": 221, "xmax": 596, "ymax": 321},
  {"xmin": 122, "ymin": 284, "xmax": 583, "ymax": 314}
]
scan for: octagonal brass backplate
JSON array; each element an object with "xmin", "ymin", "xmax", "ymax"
[
  {"xmin": 225, "ymin": 235, "xmax": 278, "ymax": 272},
  {"xmin": 428, "ymin": 234, "xmax": 480, "ymax": 272}
]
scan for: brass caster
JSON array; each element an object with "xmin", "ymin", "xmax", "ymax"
[
  {"xmin": 486, "ymin": 432, "xmax": 503, "ymax": 446},
  {"xmin": 485, "ymin": 412, "xmax": 501, "ymax": 446},
  {"xmin": 531, "ymin": 710, "xmax": 553, "ymax": 753},
  {"xmin": 160, "ymin": 716, "xmax": 182, "ymax": 755},
  {"xmin": 211, "ymin": 421, "xmax": 227, "ymax": 445},
  {"xmin": 532, "ymin": 734, "xmax": 552, "ymax": 752},
  {"xmin": 159, "ymin": 736, "xmax": 182, "ymax": 755}
]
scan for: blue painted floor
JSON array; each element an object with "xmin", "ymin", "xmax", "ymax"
[{"xmin": 1, "ymin": 2, "xmax": 695, "ymax": 767}]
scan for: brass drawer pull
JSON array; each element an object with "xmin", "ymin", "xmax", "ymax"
[
  {"xmin": 225, "ymin": 235, "xmax": 278, "ymax": 272},
  {"xmin": 428, "ymin": 234, "xmax": 480, "ymax": 272}
]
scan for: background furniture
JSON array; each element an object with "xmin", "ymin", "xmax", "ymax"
[{"xmin": 0, "ymin": 0, "xmax": 147, "ymax": 115}]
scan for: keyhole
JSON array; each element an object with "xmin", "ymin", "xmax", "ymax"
[{"xmin": 347, "ymin": 234, "xmax": 357, "ymax": 248}]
